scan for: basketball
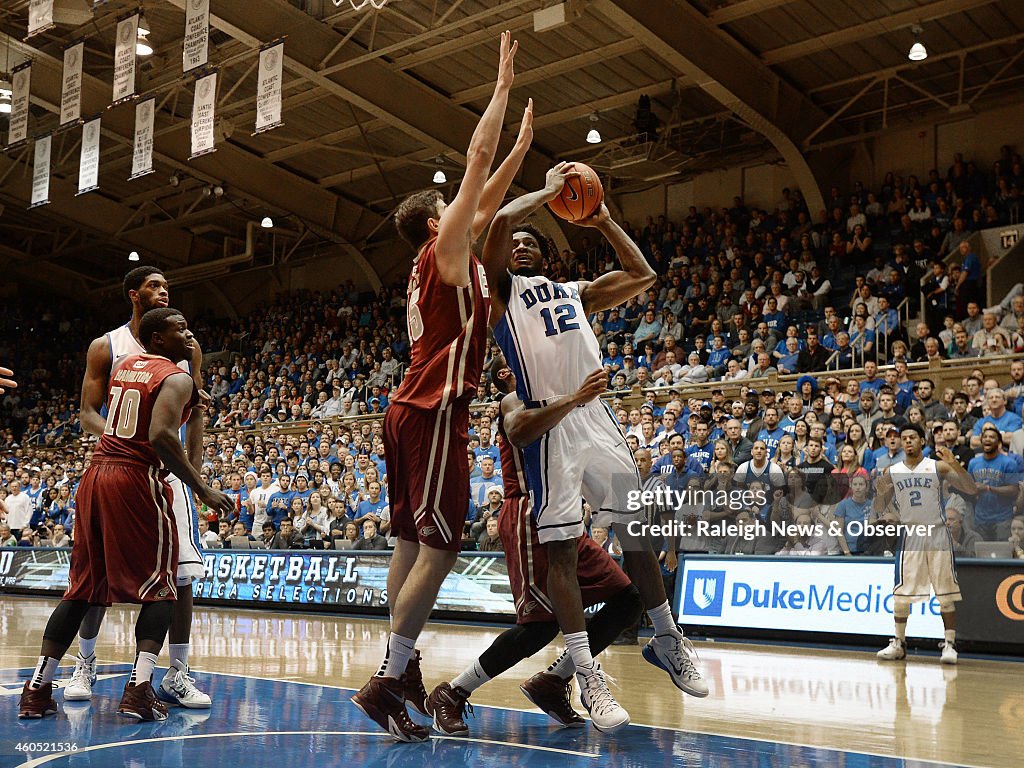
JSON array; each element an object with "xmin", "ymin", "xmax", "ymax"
[{"xmin": 547, "ymin": 162, "xmax": 603, "ymax": 222}]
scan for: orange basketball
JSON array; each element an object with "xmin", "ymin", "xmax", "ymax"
[{"xmin": 547, "ymin": 162, "xmax": 603, "ymax": 222}]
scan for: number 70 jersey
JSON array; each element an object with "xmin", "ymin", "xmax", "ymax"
[{"xmin": 494, "ymin": 274, "xmax": 603, "ymax": 403}]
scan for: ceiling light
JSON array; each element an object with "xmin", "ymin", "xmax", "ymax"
[
  {"xmin": 586, "ymin": 112, "xmax": 601, "ymax": 144},
  {"xmin": 261, "ymin": 216, "xmax": 274, "ymax": 229},
  {"xmin": 129, "ymin": 251, "xmax": 141, "ymax": 262},
  {"xmin": 432, "ymin": 157, "xmax": 446, "ymax": 184},
  {"xmin": 0, "ymin": 74, "xmax": 11, "ymax": 115},
  {"xmin": 137, "ymin": 12, "xmax": 151, "ymax": 37},
  {"xmin": 136, "ymin": 34, "xmax": 153, "ymax": 57},
  {"xmin": 908, "ymin": 25, "xmax": 927, "ymax": 61}
]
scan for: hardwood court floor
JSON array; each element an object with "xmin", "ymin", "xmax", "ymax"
[{"xmin": 1, "ymin": 597, "xmax": 1020, "ymax": 767}]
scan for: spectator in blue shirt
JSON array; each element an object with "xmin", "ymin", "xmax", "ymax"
[
  {"xmin": 858, "ymin": 360, "xmax": 884, "ymax": 393},
  {"xmin": 756, "ymin": 407, "xmax": 787, "ymax": 459},
  {"xmin": 633, "ymin": 310, "xmax": 662, "ymax": 346},
  {"xmin": 685, "ymin": 421, "xmax": 714, "ymax": 472},
  {"xmin": 833, "ymin": 475, "xmax": 872, "ymax": 553},
  {"xmin": 354, "ymin": 481, "xmax": 389, "ymax": 527},
  {"xmin": 266, "ymin": 475, "xmax": 296, "ymax": 528},
  {"xmin": 968, "ymin": 426, "xmax": 1021, "ymax": 541},
  {"xmin": 706, "ymin": 336, "xmax": 731, "ymax": 377},
  {"xmin": 763, "ymin": 297, "xmax": 786, "ymax": 335},
  {"xmin": 970, "ymin": 389, "xmax": 1023, "ymax": 450},
  {"xmin": 602, "ymin": 342, "xmax": 624, "ymax": 375}
]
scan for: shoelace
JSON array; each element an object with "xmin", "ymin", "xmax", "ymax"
[
  {"xmin": 581, "ymin": 668, "xmax": 619, "ymax": 717},
  {"xmin": 173, "ymin": 668, "xmax": 201, "ymax": 695},
  {"xmin": 662, "ymin": 635, "xmax": 703, "ymax": 681},
  {"xmin": 445, "ymin": 688, "xmax": 474, "ymax": 720},
  {"xmin": 70, "ymin": 658, "xmax": 95, "ymax": 685}
]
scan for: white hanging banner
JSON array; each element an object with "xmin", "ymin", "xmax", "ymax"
[
  {"xmin": 27, "ymin": 0, "xmax": 55, "ymax": 39},
  {"xmin": 254, "ymin": 41, "xmax": 284, "ymax": 134},
  {"xmin": 7, "ymin": 63, "xmax": 32, "ymax": 149},
  {"xmin": 111, "ymin": 13, "xmax": 138, "ymax": 105},
  {"xmin": 130, "ymin": 98, "xmax": 155, "ymax": 179},
  {"xmin": 60, "ymin": 42, "xmax": 84, "ymax": 128},
  {"xmin": 190, "ymin": 71, "xmax": 217, "ymax": 158},
  {"xmin": 31, "ymin": 134, "xmax": 52, "ymax": 208},
  {"xmin": 77, "ymin": 118, "xmax": 101, "ymax": 195},
  {"xmin": 183, "ymin": 0, "xmax": 210, "ymax": 73}
]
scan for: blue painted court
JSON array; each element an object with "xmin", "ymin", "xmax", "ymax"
[{"xmin": 0, "ymin": 664, "xmax": 966, "ymax": 768}]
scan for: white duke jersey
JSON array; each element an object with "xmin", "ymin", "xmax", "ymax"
[
  {"xmin": 494, "ymin": 274, "xmax": 602, "ymax": 403},
  {"xmin": 889, "ymin": 457, "xmax": 945, "ymax": 525}
]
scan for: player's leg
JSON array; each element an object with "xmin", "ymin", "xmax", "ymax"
[
  {"xmin": 64, "ymin": 604, "xmax": 106, "ymax": 701},
  {"xmin": 934, "ymin": 546, "xmax": 961, "ymax": 664},
  {"xmin": 158, "ymin": 479, "xmax": 211, "ymax": 708},
  {"xmin": 878, "ymin": 596, "xmax": 911, "ymax": 660},
  {"xmin": 119, "ymin": 600, "xmax": 174, "ymax": 722},
  {"xmin": 19, "ymin": 599, "xmax": 94, "ymax": 718}
]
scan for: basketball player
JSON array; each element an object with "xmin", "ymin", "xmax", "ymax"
[
  {"xmin": 66, "ymin": 266, "xmax": 212, "ymax": 709},
  {"xmin": 18, "ymin": 308, "xmax": 233, "ymax": 721},
  {"xmin": 352, "ymin": 32, "xmax": 533, "ymax": 742},
  {"xmin": 426, "ymin": 355, "xmax": 643, "ymax": 735},
  {"xmin": 481, "ymin": 178, "xmax": 707, "ymax": 733},
  {"xmin": 874, "ymin": 424, "xmax": 978, "ymax": 664}
]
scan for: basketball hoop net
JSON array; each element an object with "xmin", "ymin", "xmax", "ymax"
[{"xmin": 334, "ymin": 0, "xmax": 389, "ymax": 9}]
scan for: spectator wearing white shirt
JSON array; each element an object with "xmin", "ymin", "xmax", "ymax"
[{"xmin": 4, "ymin": 481, "xmax": 33, "ymax": 537}]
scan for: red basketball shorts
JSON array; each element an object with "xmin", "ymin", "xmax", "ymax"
[
  {"xmin": 384, "ymin": 400, "xmax": 471, "ymax": 552},
  {"xmin": 65, "ymin": 460, "xmax": 179, "ymax": 606}
]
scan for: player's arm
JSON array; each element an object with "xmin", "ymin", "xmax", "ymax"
[
  {"xmin": 471, "ymin": 99, "xmax": 534, "ymax": 241},
  {"xmin": 151, "ymin": 373, "xmax": 233, "ymax": 516},
  {"xmin": 578, "ymin": 204, "xmax": 657, "ymax": 316},
  {"xmin": 482, "ymin": 162, "xmax": 579, "ymax": 315},
  {"xmin": 0, "ymin": 365, "xmax": 15, "ymax": 394},
  {"xmin": 435, "ymin": 32, "xmax": 518, "ymax": 287},
  {"xmin": 871, "ymin": 469, "xmax": 894, "ymax": 515},
  {"xmin": 79, "ymin": 336, "xmax": 114, "ymax": 437},
  {"xmin": 934, "ymin": 447, "xmax": 978, "ymax": 495},
  {"xmin": 501, "ymin": 369, "xmax": 607, "ymax": 448}
]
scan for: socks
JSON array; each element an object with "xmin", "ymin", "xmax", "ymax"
[
  {"xmin": 648, "ymin": 601, "xmax": 682, "ymax": 643},
  {"xmin": 165, "ymin": 643, "xmax": 190, "ymax": 680},
  {"xmin": 450, "ymin": 660, "xmax": 490, "ymax": 694},
  {"xmin": 130, "ymin": 651, "xmax": 159, "ymax": 687},
  {"xmin": 895, "ymin": 622, "xmax": 907, "ymax": 642},
  {"xmin": 564, "ymin": 631, "xmax": 595, "ymax": 675},
  {"xmin": 547, "ymin": 649, "xmax": 575, "ymax": 680},
  {"xmin": 376, "ymin": 632, "xmax": 416, "ymax": 679},
  {"xmin": 78, "ymin": 635, "xmax": 98, "ymax": 660},
  {"xmin": 944, "ymin": 629, "xmax": 956, "ymax": 645},
  {"xmin": 29, "ymin": 656, "xmax": 59, "ymax": 690}
]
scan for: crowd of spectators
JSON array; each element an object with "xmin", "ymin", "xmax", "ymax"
[{"xmin": 2, "ymin": 150, "xmax": 1024, "ymax": 562}]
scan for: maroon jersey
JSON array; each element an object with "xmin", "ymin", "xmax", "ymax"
[
  {"xmin": 497, "ymin": 416, "xmax": 526, "ymax": 499},
  {"xmin": 94, "ymin": 354, "xmax": 198, "ymax": 468},
  {"xmin": 391, "ymin": 237, "xmax": 490, "ymax": 410}
]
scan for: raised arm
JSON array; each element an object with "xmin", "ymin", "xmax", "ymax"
[
  {"xmin": 578, "ymin": 204, "xmax": 657, "ymax": 316},
  {"xmin": 482, "ymin": 162, "xmax": 578, "ymax": 318},
  {"xmin": 471, "ymin": 99, "xmax": 534, "ymax": 241},
  {"xmin": 501, "ymin": 369, "xmax": 607, "ymax": 447},
  {"xmin": 872, "ymin": 468, "xmax": 894, "ymax": 515},
  {"xmin": 934, "ymin": 448, "xmax": 978, "ymax": 495},
  {"xmin": 151, "ymin": 373, "xmax": 233, "ymax": 517},
  {"xmin": 435, "ymin": 32, "xmax": 517, "ymax": 286},
  {"xmin": 79, "ymin": 336, "xmax": 114, "ymax": 437}
]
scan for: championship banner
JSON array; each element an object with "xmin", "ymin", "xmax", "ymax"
[
  {"xmin": 254, "ymin": 41, "xmax": 284, "ymax": 134},
  {"xmin": 27, "ymin": 0, "xmax": 55, "ymax": 39},
  {"xmin": 183, "ymin": 0, "xmax": 210, "ymax": 73},
  {"xmin": 31, "ymin": 134, "xmax": 52, "ymax": 208},
  {"xmin": 111, "ymin": 13, "xmax": 138, "ymax": 105},
  {"xmin": 59, "ymin": 42, "xmax": 84, "ymax": 127},
  {"xmin": 6, "ymin": 62, "xmax": 32, "ymax": 149},
  {"xmin": 77, "ymin": 117, "xmax": 101, "ymax": 194},
  {"xmin": 190, "ymin": 71, "xmax": 217, "ymax": 158},
  {"xmin": 130, "ymin": 97, "xmax": 155, "ymax": 179}
]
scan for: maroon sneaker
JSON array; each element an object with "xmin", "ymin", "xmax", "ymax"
[
  {"xmin": 402, "ymin": 651, "xmax": 429, "ymax": 716},
  {"xmin": 18, "ymin": 682, "xmax": 57, "ymax": 719},
  {"xmin": 425, "ymin": 682, "xmax": 472, "ymax": 736},
  {"xmin": 520, "ymin": 672, "xmax": 585, "ymax": 728},
  {"xmin": 351, "ymin": 675, "xmax": 429, "ymax": 743},
  {"xmin": 117, "ymin": 681, "xmax": 169, "ymax": 722}
]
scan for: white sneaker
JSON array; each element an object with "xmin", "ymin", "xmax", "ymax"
[
  {"xmin": 63, "ymin": 655, "xmax": 97, "ymax": 701},
  {"xmin": 939, "ymin": 641, "xmax": 958, "ymax": 665},
  {"xmin": 157, "ymin": 666, "xmax": 212, "ymax": 709},
  {"xmin": 877, "ymin": 638, "xmax": 907, "ymax": 661},
  {"xmin": 575, "ymin": 663, "xmax": 629, "ymax": 733},
  {"xmin": 642, "ymin": 633, "xmax": 709, "ymax": 698}
]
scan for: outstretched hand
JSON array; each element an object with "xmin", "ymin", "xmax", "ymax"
[
  {"xmin": 516, "ymin": 98, "xmax": 534, "ymax": 148},
  {"xmin": 0, "ymin": 366, "xmax": 15, "ymax": 395},
  {"xmin": 496, "ymin": 30, "xmax": 518, "ymax": 90},
  {"xmin": 576, "ymin": 202, "xmax": 611, "ymax": 228}
]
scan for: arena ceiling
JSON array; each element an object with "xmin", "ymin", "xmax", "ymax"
[{"xmin": 1, "ymin": 0, "xmax": 1022, "ymax": 294}]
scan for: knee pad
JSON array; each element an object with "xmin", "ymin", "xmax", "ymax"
[{"xmin": 938, "ymin": 596, "xmax": 958, "ymax": 612}]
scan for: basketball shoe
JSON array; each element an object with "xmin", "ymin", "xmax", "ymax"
[
  {"xmin": 402, "ymin": 651, "xmax": 430, "ymax": 716},
  {"xmin": 877, "ymin": 638, "xmax": 907, "ymax": 660},
  {"xmin": 63, "ymin": 654, "xmax": 97, "ymax": 701},
  {"xmin": 642, "ymin": 632, "xmax": 709, "ymax": 697},
  {"xmin": 520, "ymin": 672, "xmax": 585, "ymax": 727},
  {"xmin": 939, "ymin": 641, "xmax": 958, "ymax": 665},
  {"xmin": 575, "ymin": 663, "xmax": 629, "ymax": 733},
  {"xmin": 117, "ymin": 681, "xmax": 169, "ymax": 722},
  {"xmin": 351, "ymin": 675, "xmax": 429, "ymax": 743},
  {"xmin": 425, "ymin": 682, "xmax": 472, "ymax": 736},
  {"xmin": 18, "ymin": 682, "xmax": 58, "ymax": 719},
  {"xmin": 158, "ymin": 666, "xmax": 212, "ymax": 708}
]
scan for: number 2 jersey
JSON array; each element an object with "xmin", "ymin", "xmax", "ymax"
[
  {"xmin": 390, "ymin": 237, "xmax": 491, "ymax": 410},
  {"xmin": 494, "ymin": 274, "xmax": 602, "ymax": 403},
  {"xmin": 94, "ymin": 354, "xmax": 198, "ymax": 468}
]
